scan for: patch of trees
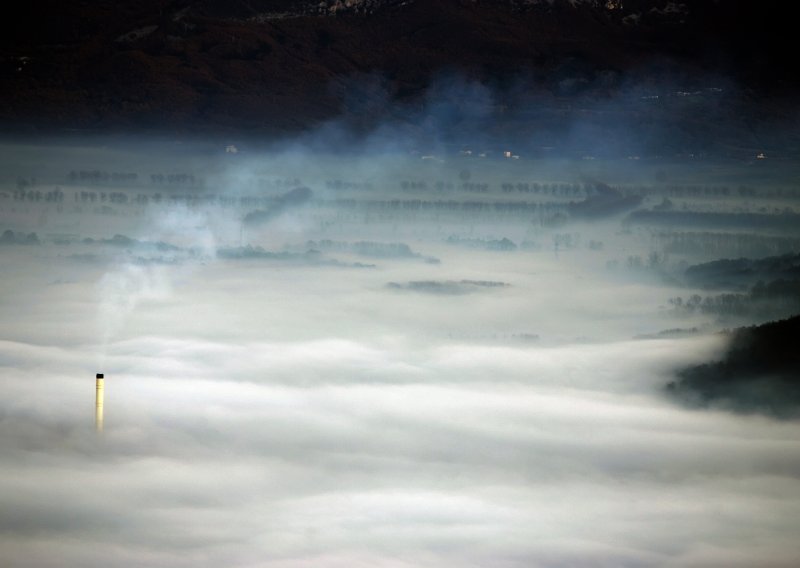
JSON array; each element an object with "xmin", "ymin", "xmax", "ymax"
[
  {"xmin": 610, "ymin": 183, "xmax": 794, "ymax": 200},
  {"xmin": 569, "ymin": 183, "xmax": 643, "ymax": 219},
  {"xmin": 149, "ymin": 173, "xmax": 202, "ymax": 187},
  {"xmin": 500, "ymin": 182, "xmax": 585, "ymax": 196},
  {"xmin": 258, "ymin": 178, "xmax": 303, "ymax": 189},
  {"xmin": 0, "ymin": 229, "xmax": 40, "ymax": 245},
  {"xmin": 635, "ymin": 327, "xmax": 701, "ymax": 339},
  {"xmin": 667, "ymin": 315, "xmax": 800, "ymax": 418},
  {"xmin": 11, "ymin": 186, "xmax": 64, "ymax": 202},
  {"xmin": 652, "ymin": 231, "xmax": 800, "ymax": 259},
  {"xmin": 242, "ymin": 187, "xmax": 312, "ymax": 226},
  {"xmin": 660, "ymin": 184, "xmax": 797, "ymax": 199},
  {"xmin": 446, "ymin": 332, "xmax": 540, "ymax": 343},
  {"xmin": 217, "ymin": 246, "xmax": 307, "ymax": 261},
  {"xmin": 325, "ymin": 180, "xmax": 373, "ymax": 191},
  {"xmin": 626, "ymin": 210, "xmax": 800, "ymax": 230},
  {"xmin": 548, "ymin": 233, "xmax": 602, "ymax": 252},
  {"xmin": 553, "ymin": 233, "xmax": 580, "ymax": 250},
  {"xmin": 668, "ymin": 278, "xmax": 800, "ymax": 319},
  {"xmin": 306, "ymin": 240, "xmax": 435, "ymax": 261},
  {"xmin": 216, "ymin": 245, "xmax": 374, "ymax": 268},
  {"xmin": 684, "ymin": 253, "xmax": 800, "ymax": 290},
  {"xmin": 15, "ymin": 177, "xmax": 36, "ymax": 190},
  {"xmin": 74, "ymin": 191, "xmax": 129, "ymax": 204},
  {"xmin": 457, "ymin": 182, "xmax": 490, "ymax": 193},
  {"xmin": 67, "ymin": 171, "xmax": 139, "ymax": 185},
  {"xmin": 400, "ymin": 180, "xmax": 431, "ymax": 191},
  {"xmin": 396, "ymin": 180, "xmax": 588, "ymax": 197},
  {"xmin": 80, "ymin": 234, "xmax": 181, "ymax": 251},
  {"xmin": 322, "ymin": 198, "xmax": 563, "ymax": 216},
  {"xmin": 622, "ymin": 251, "xmax": 669, "ymax": 270},
  {"xmin": 445, "ymin": 236, "xmax": 517, "ymax": 251},
  {"xmin": 666, "ymin": 184, "xmax": 731, "ymax": 197},
  {"xmin": 387, "ymin": 280, "xmax": 510, "ymax": 295},
  {"xmin": 400, "ymin": 180, "xmax": 490, "ymax": 193}
]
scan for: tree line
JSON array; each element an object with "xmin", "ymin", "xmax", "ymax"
[
  {"xmin": 65, "ymin": 170, "xmax": 203, "ymax": 187},
  {"xmin": 668, "ymin": 278, "xmax": 800, "ymax": 319}
]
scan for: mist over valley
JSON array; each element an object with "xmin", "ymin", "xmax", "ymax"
[{"xmin": 3, "ymin": 2, "xmax": 800, "ymax": 566}]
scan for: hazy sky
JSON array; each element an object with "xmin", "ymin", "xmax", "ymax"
[{"xmin": 1, "ymin": 142, "xmax": 800, "ymax": 567}]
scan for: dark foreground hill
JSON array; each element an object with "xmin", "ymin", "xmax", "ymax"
[{"xmin": 667, "ymin": 315, "xmax": 800, "ymax": 418}]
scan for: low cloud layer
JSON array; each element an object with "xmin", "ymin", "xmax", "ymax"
[
  {"xmin": 2, "ymin": 328, "xmax": 799, "ymax": 567},
  {"xmin": 1, "ymin": 138, "xmax": 800, "ymax": 567}
]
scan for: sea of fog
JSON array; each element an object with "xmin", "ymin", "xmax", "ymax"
[{"xmin": 1, "ymin": 141, "xmax": 799, "ymax": 567}]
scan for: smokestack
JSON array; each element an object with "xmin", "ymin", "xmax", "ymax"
[{"xmin": 95, "ymin": 373, "xmax": 104, "ymax": 432}]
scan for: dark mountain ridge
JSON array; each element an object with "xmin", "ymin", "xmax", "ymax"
[{"xmin": 2, "ymin": 0, "xmax": 797, "ymax": 140}]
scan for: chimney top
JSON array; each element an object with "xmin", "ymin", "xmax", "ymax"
[{"xmin": 96, "ymin": 373, "xmax": 104, "ymax": 379}]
